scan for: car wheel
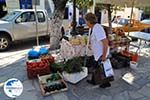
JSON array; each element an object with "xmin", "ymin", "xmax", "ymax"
[{"xmin": 0, "ymin": 35, "xmax": 11, "ymax": 51}]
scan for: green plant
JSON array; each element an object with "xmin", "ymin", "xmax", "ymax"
[
  {"xmin": 63, "ymin": 57, "xmax": 83, "ymax": 74},
  {"xmin": 50, "ymin": 62, "xmax": 63, "ymax": 73},
  {"xmin": 46, "ymin": 73, "xmax": 62, "ymax": 82}
]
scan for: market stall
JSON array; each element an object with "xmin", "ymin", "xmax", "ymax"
[
  {"xmin": 96, "ymin": 0, "xmax": 150, "ymax": 69},
  {"xmin": 25, "ymin": 46, "xmax": 70, "ymax": 95},
  {"xmin": 108, "ymin": 30, "xmax": 138, "ymax": 69},
  {"xmin": 24, "ymin": 0, "xmax": 150, "ymax": 96}
]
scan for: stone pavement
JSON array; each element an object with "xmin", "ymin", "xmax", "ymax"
[{"xmin": 0, "ymin": 43, "xmax": 150, "ymax": 100}]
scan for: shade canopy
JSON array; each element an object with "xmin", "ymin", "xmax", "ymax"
[{"xmin": 95, "ymin": 0, "xmax": 150, "ymax": 7}]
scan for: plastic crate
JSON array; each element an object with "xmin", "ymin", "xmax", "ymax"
[
  {"xmin": 119, "ymin": 50, "xmax": 138, "ymax": 62},
  {"xmin": 26, "ymin": 60, "xmax": 50, "ymax": 79}
]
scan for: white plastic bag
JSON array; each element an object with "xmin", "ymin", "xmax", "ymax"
[{"xmin": 101, "ymin": 59, "xmax": 114, "ymax": 77}]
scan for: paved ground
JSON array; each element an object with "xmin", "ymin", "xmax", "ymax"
[{"xmin": 0, "ymin": 41, "xmax": 150, "ymax": 100}]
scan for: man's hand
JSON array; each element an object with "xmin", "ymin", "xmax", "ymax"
[
  {"xmin": 88, "ymin": 45, "xmax": 92, "ymax": 50},
  {"xmin": 101, "ymin": 55, "xmax": 107, "ymax": 61}
]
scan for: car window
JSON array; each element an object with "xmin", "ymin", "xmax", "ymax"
[
  {"xmin": 1, "ymin": 11, "xmax": 20, "ymax": 22},
  {"xmin": 118, "ymin": 18, "xmax": 128, "ymax": 26},
  {"xmin": 37, "ymin": 11, "xmax": 45, "ymax": 22},
  {"xmin": 113, "ymin": 18, "xmax": 128, "ymax": 26},
  {"xmin": 16, "ymin": 12, "xmax": 35, "ymax": 23}
]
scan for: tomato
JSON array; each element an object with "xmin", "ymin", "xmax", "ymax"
[
  {"xmin": 49, "ymin": 56, "xmax": 55, "ymax": 62},
  {"xmin": 39, "ymin": 62, "xmax": 45, "ymax": 67},
  {"xmin": 27, "ymin": 65, "xmax": 32, "ymax": 69}
]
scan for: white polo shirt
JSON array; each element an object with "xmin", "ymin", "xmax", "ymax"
[{"xmin": 90, "ymin": 23, "xmax": 109, "ymax": 61}]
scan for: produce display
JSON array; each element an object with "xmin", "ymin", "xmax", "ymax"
[
  {"xmin": 109, "ymin": 35, "xmax": 130, "ymax": 48},
  {"xmin": 44, "ymin": 81, "xmax": 67, "ymax": 93},
  {"xmin": 39, "ymin": 53, "xmax": 52, "ymax": 59},
  {"xmin": 26, "ymin": 60, "xmax": 50, "ymax": 79},
  {"xmin": 69, "ymin": 36, "xmax": 87, "ymax": 46},
  {"xmin": 40, "ymin": 53, "xmax": 55, "ymax": 63},
  {"xmin": 38, "ymin": 73, "xmax": 68, "ymax": 96},
  {"xmin": 46, "ymin": 73, "xmax": 62, "ymax": 81},
  {"xmin": 27, "ymin": 60, "xmax": 49, "ymax": 69},
  {"xmin": 46, "ymin": 56, "xmax": 55, "ymax": 63},
  {"xmin": 63, "ymin": 57, "xmax": 83, "ymax": 74},
  {"xmin": 50, "ymin": 62, "xmax": 63, "ymax": 73}
]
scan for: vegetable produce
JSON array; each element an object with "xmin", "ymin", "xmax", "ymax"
[
  {"xmin": 44, "ymin": 82, "xmax": 66, "ymax": 93},
  {"xmin": 27, "ymin": 60, "xmax": 48, "ymax": 69},
  {"xmin": 46, "ymin": 73, "xmax": 62, "ymax": 82},
  {"xmin": 63, "ymin": 57, "xmax": 83, "ymax": 73}
]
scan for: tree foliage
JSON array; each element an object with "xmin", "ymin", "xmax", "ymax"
[
  {"xmin": 95, "ymin": 3, "xmax": 125, "ymax": 13},
  {"xmin": 69, "ymin": 0, "xmax": 93, "ymax": 10},
  {"xmin": 142, "ymin": 7, "xmax": 150, "ymax": 14}
]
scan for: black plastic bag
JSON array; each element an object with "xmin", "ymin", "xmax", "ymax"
[{"xmin": 91, "ymin": 60, "xmax": 114, "ymax": 85}]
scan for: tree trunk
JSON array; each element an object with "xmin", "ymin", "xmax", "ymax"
[
  {"xmin": 50, "ymin": 0, "xmax": 67, "ymax": 49},
  {"xmin": 50, "ymin": 10, "xmax": 64, "ymax": 49}
]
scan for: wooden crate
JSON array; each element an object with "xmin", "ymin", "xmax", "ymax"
[
  {"xmin": 38, "ymin": 73, "xmax": 68, "ymax": 96},
  {"xmin": 26, "ymin": 60, "xmax": 50, "ymax": 79}
]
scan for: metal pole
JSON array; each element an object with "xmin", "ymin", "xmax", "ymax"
[
  {"xmin": 73, "ymin": 0, "xmax": 76, "ymax": 30},
  {"xmin": 35, "ymin": 0, "xmax": 39, "ymax": 46},
  {"xmin": 70, "ymin": 0, "xmax": 77, "ymax": 35},
  {"xmin": 84, "ymin": 28, "xmax": 91, "ymax": 67},
  {"xmin": 128, "ymin": 0, "xmax": 134, "ymax": 36}
]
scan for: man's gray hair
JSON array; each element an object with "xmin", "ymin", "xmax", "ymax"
[{"xmin": 84, "ymin": 12, "xmax": 97, "ymax": 24}]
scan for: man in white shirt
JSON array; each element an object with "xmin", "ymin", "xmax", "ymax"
[{"xmin": 84, "ymin": 12, "xmax": 111, "ymax": 88}]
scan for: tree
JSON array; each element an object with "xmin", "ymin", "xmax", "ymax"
[
  {"xmin": 69, "ymin": 0, "xmax": 93, "ymax": 10},
  {"xmin": 95, "ymin": 4, "xmax": 125, "ymax": 34},
  {"xmin": 143, "ymin": 7, "xmax": 150, "ymax": 14},
  {"xmin": 50, "ymin": 0, "xmax": 93, "ymax": 49},
  {"xmin": 50, "ymin": 0, "xmax": 68, "ymax": 49},
  {"xmin": 141, "ymin": 7, "xmax": 150, "ymax": 19}
]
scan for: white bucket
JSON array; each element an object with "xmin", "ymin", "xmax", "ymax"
[{"xmin": 130, "ymin": 61, "xmax": 138, "ymax": 70}]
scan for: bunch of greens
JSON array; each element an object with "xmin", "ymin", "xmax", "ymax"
[
  {"xmin": 50, "ymin": 62, "xmax": 63, "ymax": 73},
  {"xmin": 63, "ymin": 57, "xmax": 83, "ymax": 73}
]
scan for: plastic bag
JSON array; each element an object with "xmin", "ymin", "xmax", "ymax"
[
  {"xmin": 39, "ymin": 47, "xmax": 49, "ymax": 55},
  {"xmin": 91, "ymin": 59, "xmax": 114, "ymax": 85},
  {"xmin": 28, "ymin": 49, "xmax": 40, "ymax": 58}
]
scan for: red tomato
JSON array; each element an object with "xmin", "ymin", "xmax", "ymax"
[
  {"xmin": 49, "ymin": 56, "xmax": 55, "ymax": 62},
  {"xmin": 39, "ymin": 62, "xmax": 44, "ymax": 67}
]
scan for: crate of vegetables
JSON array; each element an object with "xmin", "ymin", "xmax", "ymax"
[
  {"xmin": 39, "ymin": 52, "xmax": 55, "ymax": 64},
  {"xmin": 26, "ymin": 59, "xmax": 50, "ymax": 79},
  {"xmin": 38, "ymin": 73, "xmax": 68, "ymax": 96},
  {"xmin": 119, "ymin": 50, "xmax": 138, "ymax": 62}
]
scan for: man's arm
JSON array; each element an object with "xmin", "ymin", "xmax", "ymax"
[{"xmin": 100, "ymin": 38, "xmax": 109, "ymax": 61}]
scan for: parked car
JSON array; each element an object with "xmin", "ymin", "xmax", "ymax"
[
  {"xmin": 0, "ymin": 9, "xmax": 51, "ymax": 51},
  {"xmin": 102, "ymin": 17, "xmax": 150, "ymax": 33},
  {"xmin": 141, "ymin": 19, "xmax": 150, "ymax": 33}
]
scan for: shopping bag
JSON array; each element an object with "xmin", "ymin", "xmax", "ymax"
[
  {"xmin": 91, "ymin": 59, "xmax": 114, "ymax": 85},
  {"xmin": 101, "ymin": 59, "xmax": 114, "ymax": 78}
]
